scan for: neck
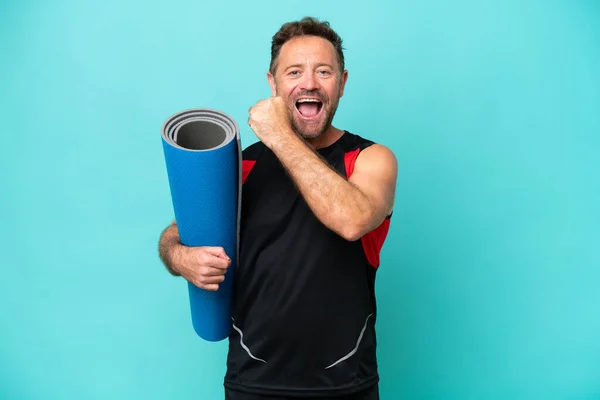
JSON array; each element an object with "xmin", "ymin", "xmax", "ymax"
[{"xmin": 305, "ymin": 125, "xmax": 344, "ymax": 150}]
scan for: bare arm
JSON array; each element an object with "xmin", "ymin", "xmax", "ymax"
[
  {"xmin": 158, "ymin": 221, "xmax": 184, "ymax": 276},
  {"xmin": 270, "ymin": 132, "xmax": 397, "ymax": 241}
]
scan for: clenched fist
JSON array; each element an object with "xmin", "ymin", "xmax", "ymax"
[
  {"xmin": 177, "ymin": 246, "xmax": 231, "ymax": 291},
  {"xmin": 248, "ymin": 96, "xmax": 293, "ymax": 148}
]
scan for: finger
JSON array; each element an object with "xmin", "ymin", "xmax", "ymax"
[
  {"xmin": 201, "ymin": 265, "xmax": 227, "ymax": 277},
  {"xmin": 200, "ymin": 273, "xmax": 226, "ymax": 284},
  {"xmin": 204, "ymin": 246, "xmax": 230, "ymax": 260},
  {"xmin": 195, "ymin": 250, "xmax": 230, "ymax": 270},
  {"xmin": 192, "ymin": 279, "xmax": 220, "ymax": 291},
  {"xmin": 202, "ymin": 253, "xmax": 230, "ymax": 270},
  {"xmin": 192, "ymin": 273, "xmax": 225, "ymax": 290},
  {"xmin": 202, "ymin": 283, "xmax": 219, "ymax": 291},
  {"xmin": 210, "ymin": 256, "xmax": 230, "ymax": 270}
]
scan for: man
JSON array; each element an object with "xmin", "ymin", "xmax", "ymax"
[{"xmin": 159, "ymin": 17, "xmax": 397, "ymax": 399}]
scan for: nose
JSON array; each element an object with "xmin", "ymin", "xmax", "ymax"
[{"xmin": 300, "ymin": 72, "xmax": 319, "ymax": 91}]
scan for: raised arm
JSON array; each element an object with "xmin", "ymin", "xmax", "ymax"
[
  {"xmin": 273, "ymin": 133, "xmax": 395, "ymax": 241},
  {"xmin": 248, "ymin": 97, "xmax": 397, "ymax": 241}
]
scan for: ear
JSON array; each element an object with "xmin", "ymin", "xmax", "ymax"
[
  {"xmin": 267, "ymin": 71, "xmax": 277, "ymax": 97},
  {"xmin": 339, "ymin": 70, "xmax": 349, "ymax": 98}
]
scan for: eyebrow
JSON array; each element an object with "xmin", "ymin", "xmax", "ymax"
[{"xmin": 283, "ymin": 63, "xmax": 335, "ymax": 71}]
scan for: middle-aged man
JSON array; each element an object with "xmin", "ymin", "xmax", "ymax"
[{"xmin": 159, "ymin": 17, "xmax": 398, "ymax": 399}]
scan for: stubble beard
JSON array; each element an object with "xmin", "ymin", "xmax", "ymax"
[
  {"xmin": 280, "ymin": 86, "xmax": 341, "ymax": 141},
  {"xmin": 290, "ymin": 103, "xmax": 336, "ymax": 140}
]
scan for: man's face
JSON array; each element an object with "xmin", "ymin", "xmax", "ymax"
[{"xmin": 268, "ymin": 35, "xmax": 348, "ymax": 140}]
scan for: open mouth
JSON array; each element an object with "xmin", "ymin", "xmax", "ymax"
[{"xmin": 295, "ymin": 98, "xmax": 323, "ymax": 119}]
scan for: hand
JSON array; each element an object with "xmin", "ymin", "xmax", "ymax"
[
  {"xmin": 176, "ymin": 246, "xmax": 231, "ymax": 291},
  {"xmin": 248, "ymin": 96, "xmax": 292, "ymax": 148}
]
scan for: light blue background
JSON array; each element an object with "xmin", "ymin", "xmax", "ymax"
[{"xmin": 1, "ymin": 0, "xmax": 599, "ymax": 399}]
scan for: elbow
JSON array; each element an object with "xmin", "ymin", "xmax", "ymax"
[
  {"xmin": 332, "ymin": 205, "xmax": 378, "ymax": 241},
  {"xmin": 336, "ymin": 208, "xmax": 386, "ymax": 241},
  {"xmin": 338, "ymin": 221, "xmax": 369, "ymax": 242},
  {"xmin": 341, "ymin": 231, "xmax": 363, "ymax": 242}
]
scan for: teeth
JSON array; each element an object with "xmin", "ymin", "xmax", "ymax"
[{"xmin": 297, "ymin": 99, "xmax": 321, "ymax": 103}]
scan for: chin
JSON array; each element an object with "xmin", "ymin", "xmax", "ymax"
[
  {"xmin": 292, "ymin": 119, "xmax": 328, "ymax": 140},
  {"xmin": 291, "ymin": 110, "xmax": 333, "ymax": 139}
]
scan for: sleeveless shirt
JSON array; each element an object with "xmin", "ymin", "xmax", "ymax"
[{"xmin": 223, "ymin": 131, "xmax": 391, "ymax": 397}]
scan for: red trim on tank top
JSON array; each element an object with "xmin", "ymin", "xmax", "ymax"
[
  {"xmin": 344, "ymin": 148, "xmax": 361, "ymax": 177},
  {"xmin": 343, "ymin": 148, "xmax": 390, "ymax": 269},
  {"xmin": 242, "ymin": 160, "xmax": 256, "ymax": 184}
]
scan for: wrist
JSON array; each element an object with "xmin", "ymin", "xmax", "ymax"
[
  {"xmin": 170, "ymin": 242, "xmax": 190, "ymax": 276},
  {"xmin": 269, "ymin": 126, "xmax": 301, "ymax": 153},
  {"xmin": 161, "ymin": 234, "xmax": 186, "ymax": 276}
]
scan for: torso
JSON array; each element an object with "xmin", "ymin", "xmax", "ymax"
[{"xmin": 224, "ymin": 131, "xmax": 391, "ymax": 397}]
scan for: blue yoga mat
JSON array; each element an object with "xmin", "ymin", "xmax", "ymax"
[{"xmin": 161, "ymin": 108, "xmax": 241, "ymax": 342}]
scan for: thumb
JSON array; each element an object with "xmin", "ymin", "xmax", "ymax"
[{"xmin": 204, "ymin": 246, "xmax": 230, "ymax": 260}]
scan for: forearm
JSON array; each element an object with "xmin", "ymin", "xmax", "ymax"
[
  {"xmin": 158, "ymin": 222, "xmax": 185, "ymax": 276},
  {"xmin": 270, "ymin": 131, "xmax": 375, "ymax": 241}
]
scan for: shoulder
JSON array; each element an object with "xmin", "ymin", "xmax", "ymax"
[
  {"xmin": 340, "ymin": 131, "xmax": 396, "ymax": 170},
  {"xmin": 339, "ymin": 131, "xmax": 397, "ymax": 185},
  {"xmin": 357, "ymin": 143, "xmax": 396, "ymax": 165},
  {"xmin": 353, "ymin": 147, "xmax": 397, "ymax": 191}
]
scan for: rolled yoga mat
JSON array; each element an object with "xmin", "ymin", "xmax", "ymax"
[{"xmin": 161, "ymin": 108, "xmax": 241, "ymax": 342}]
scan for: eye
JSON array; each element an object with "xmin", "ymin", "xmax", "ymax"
[
  {"xmin": 318, "ymin": 69, "xmax": 332, "ymax": 76},
  {"xmin": 289, "ymin": 70, "xmax": 301, "ymax": 76}
]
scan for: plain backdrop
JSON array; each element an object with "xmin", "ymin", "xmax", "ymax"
[{"xmin": 1, "ymin": 0, "xmax": 599, "ymax": 399}]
